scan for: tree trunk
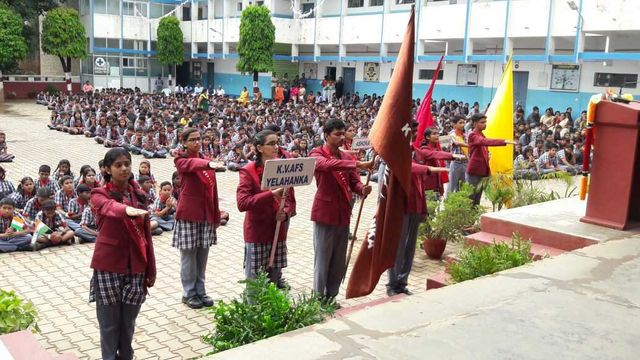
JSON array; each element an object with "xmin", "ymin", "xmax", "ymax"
[
  {"xmin": 253, "ymin": 70, "xmax": 259, "ymax": 94},
  {"xmin": 0, "ymin": 69, "xmax": 4, "ymax": 103},
  {"xmin": 59, "ymin": 56, "xmax": 72, "ymax": 94}
]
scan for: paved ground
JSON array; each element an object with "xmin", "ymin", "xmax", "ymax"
[
  {"xmin": 210, "ymin": 205, "xmax": 640, "ymax": 360},
  {"xmin": 0, "ymin": 101, "xmax": 455, "ymax": 359}
]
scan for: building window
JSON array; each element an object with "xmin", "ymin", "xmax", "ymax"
[
  {"xmin": 94, "ymin": 0, "xmax": 107, "ymax": 14},
  {"xmin": 106, "ymin": 0, "xmax": 119, "ymax": 15},
  {"xmin": 256, "ymin": 1, "xmax": 264, "ymax": 5},
  {"xmin": 456, "ymin": 64, "xmax": 478, "ymax": 86},
  {"xmin": 198, "ymin": 4, "xmax": 208, "ymax": 20},
  {"xmin": 594, "ymin": 73, "xmax": 638, "ymax": 88},
  {"xmin": 419, "ymin": 69, "xmax": 444, "ymax": 80},
  {"xmin": 348, "ymin": 0, "xmax": 364, "ymax": 8},
  {"xmin": 237, "ymin": 2, "xmax": 243, "ymax": 11},
  {"xmin": 396, "ymin": 0, "xmax": 414, "ymax": 4},
  {"xmin": 370, "ymin": 0, "xmax": 384, "ymax": 6},
  {"xmin": 302, "ymin": 3, "xmax": 315, "ymax": 17},
  {"xmin": 182, "ymin": 4, "xmax": 191, "ymax": 21}
]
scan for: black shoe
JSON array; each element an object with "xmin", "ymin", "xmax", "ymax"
[
  {"xmin": 152, "ymin": 228, "xmax": 163, "ymax": 236},
  {"xmin": 199, "ymin": 295, "xmax": 214, "ymax": 307},
  {"xmin": 276, "ymin": 279, "xmax": 290, "ymax": 290},
  {"xmin": 182, "ymin": 296, "xmax": 203, "ymax": 309},
  {"xmin": 398, "ymin": 288, "xmax": 413, "ymax": 296},
  {"xmin": 386, "ymin": 288, "xmax": 400, "ymax": 297}
]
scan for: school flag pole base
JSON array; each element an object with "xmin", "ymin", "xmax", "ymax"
[
  {"xmin": 268, "ymin": 187, "xmax": 289, "ymax": 268},
  {"xmin": 343, "ymin": 170, "xmax": 372, "ymax": 283}
]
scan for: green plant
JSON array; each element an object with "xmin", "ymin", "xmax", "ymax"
[
  {"xmin": 44, "ymin": 84, "xmax": 59, "ymax": 96},
  {"xmin": 449, "ymin": 232, "xmax": 534, "ymax": 283},
  {"xmin": 510, "ymin": 172, "xmax": 577, "ymax": 208},
  {"xmin": 156, "ymin": 16, "xmax": 183, "ymax": 79},
  {"xmin": 420, "ymin": 184, "xmax": 483, "ymax": 243},
  {"xmin": 481, "ymin": 174, "xmax": 516, "ymax": 211},
  {"xmin": 203, "ymin": 273, "xmax": 335, "ymax": 354},
  {"xmin": 0, "ymin": 4, "xmax": 29, "ymax": 99},
  {"xmin": 0, "ymin": 289, "xmax": 39, "ymax": 334}
]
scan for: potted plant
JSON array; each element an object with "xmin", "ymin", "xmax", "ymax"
[
  {"xmin": 0, "ymin": 289, "xmax": 39, "ymax": 335},
  {"xmin": 420, "ymin": 185, "xmax": 482, "ymax": 259}
]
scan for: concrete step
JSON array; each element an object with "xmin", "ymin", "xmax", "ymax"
[
  {"xmin": 337, "ymin": 293, "xmax": 407, "ymax": 317},
  {"xmin": 479, "ymin": 209, "xmax": 598, "ymax": 251},
  {"xmin": 426, "ymin": 272, "xmax": 451, "ymax": 290},
  {"xmin": 465, "ymin": 231, "xmax": 566, "ymax": 260}
]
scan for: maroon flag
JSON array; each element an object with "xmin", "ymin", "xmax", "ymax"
[
  {"xmin": 346, "ymin": 8, "xmax": 415, "ymax": 299},
  {"xmin": 413, "ymin": 55, "xmax": 444, "ymax": 148}
]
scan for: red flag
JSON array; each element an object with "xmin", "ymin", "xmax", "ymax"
[
  {"xmin": 413, "ymin": 55, "xmax": 444, "ymax": 148},
  {"xmin": 346, "ymin": 8, "xmax": 415, "ymax": 299}
]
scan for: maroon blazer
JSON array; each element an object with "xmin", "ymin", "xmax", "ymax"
[
  {"xmin": 90, "ymin": 186, "xmax": 156, "ymax": 278},
  {"xmin": 407, "ymin": 162, "xmax": 431, "ymax": 217},
  {"xmin": 237, "ymin": 162, "xmax": 296, "ymax": 244},
  {"xmin": 466, "ymin": 130, "xmax": 507, "ymax": 177},
  {"xmin": 414, "ymin": 144, "xmax": 453, "ymax": 194},
  {"xmin": 310, "ymin": 145, "xmax": 363, "ymax": 227},
  {"xmin": 174, "ymin": 154, "xmax": 220, "ymax": 226}
]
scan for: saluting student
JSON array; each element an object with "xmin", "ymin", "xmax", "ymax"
[
  {"xmin": 466, "ymin": 113, "xmax": 517, "ymax": 205},
  {"xmin": 89, "ymin": 148, "xmax": 156, "ymax": 360},
  {"xmin": 310, "ymin": 119, "xmax": 373, "ymax": 304},
  {"xmin": 237, "ymin": 130, "xmax": 296, "ymax": 288},
  {"xmin": 173, "ymin": 128, "xmax": 222, "ymax": 310}
]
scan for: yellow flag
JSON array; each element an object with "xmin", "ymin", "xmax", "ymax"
[{"xmin": 484, "ymin": 57, "xmax": 514, "ymax": 175}]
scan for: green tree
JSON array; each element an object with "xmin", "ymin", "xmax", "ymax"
[
  {"xmin": 41, "ymin": 7, "xmax": 86, "ymax": 94},
  {"xmin": 1, "ymin": 0, "xmax": 64, "ymax": 54},
  {"xmin": 237, "ymin": 4, "xmax": 275, "ymax": 93},
  {"xmin": 156, "ymin": 16, "xmax": 183, "ymax": 88},
  {"xmin": 0, "ymin": 5, "xmax": 28, "ymax": 101}
]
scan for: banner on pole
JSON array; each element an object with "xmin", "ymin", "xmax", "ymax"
[
  {"xmin": 261, "ymin": 158, "xmax": 316, "ymax": 189},
  {"xmin": 352, "ymin": 136, "xmax": 372, "ymax": 150}
]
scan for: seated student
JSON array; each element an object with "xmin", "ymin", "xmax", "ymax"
[
  {"xmin": 76, "ymin": 166, "xmax": 99, "ymax": 190},
  {"xmin": 34, "ymin": 199, "xmax": 75, "ymax": 249},
  {"xmin": 137, "ymin": 175, "xmax": 157, "ymax": 207},
  {"xmin": 104, "ymin": 124, "xmax": 125, "ymax": 148},
  {"xmin": 0, "ymin": 132, "xmax": 15, "ymax": 162},
  {"xmin": 67, "ymin": 113, "xmax": 85, "ymax": 135},
  {"xmin": 150, "ymin": 181, "xmax": 177, "ymax": 233},
  {"xmin": 74, "ymin": 199, "xmax": 98, "ymax": 244},
  {"xmin": 141, "ymin": 129, "xmax": 168, "ymax": 159},
  {"xmin": 84, "ymin": 114, "xmax": 97, "ymax": 138},
  {"xmin": 35, "ymin": 165, "xmax": 59, "ymax": 193},
  {"xmin": 226, "ymin": 144, "xmax": 248, "ymax": 171},
  {"xmin": 171, "ymin": 171, "xmax": 181, "ymax": 202},
  {"xmin": 48, "ymin": 111, "xmax": 60, "ymax": 130},
  {"xmin": 535, "ymin": 143, "xmax": 563, "ymax": 175},
  {"xmin": 95, "ymin": 160, "xmax": 107, "ymax": 186},
  {"xmin": 54, "ymin": 175, "xmax": 77, "ymax": 213},
  {"xmin": 0, "ymin": 166, "xmax": 15, "ymax": 199},
  {"xmin": 52, "ymin": 159, "xmax": 74, "ymax": 184},
  {"xmin": 66, "ymin": 184, "xmax": 91, "ymax": 232},
  {"xmin": 514, "ymin": 147, "xmax": 538, "ymax": 180},
  {"xmin": 0, "ymin": 198, "xmax": 33, "ymax": 253},
  {"xmin": 11, "ymin": 177, "xmax": 35, "ymax": 211},
  {"xmin": 23, "ymin": 187, "xmax": 53, "ymax": 221},
  {"xmin": 557, "ymin": 143, "xmax": 579, "ymax": 175}
]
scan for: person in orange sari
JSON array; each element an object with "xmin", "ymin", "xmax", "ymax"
[{"xmin": 274, "ymin": 83, "xmax": 285, "ymax": 105}]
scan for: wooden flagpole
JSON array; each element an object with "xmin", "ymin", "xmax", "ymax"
[
  {"xmin": 344, "ymin": 170, "xmax": 372, "ymax": 280},
  {"xmin": 268, "ymin": 188, "xmax": 289, "ymax": 268}
]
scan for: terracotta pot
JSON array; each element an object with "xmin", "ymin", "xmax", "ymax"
[{"xmin": 423, "ymin": 238, "xmax": 447, "ymax": 259}]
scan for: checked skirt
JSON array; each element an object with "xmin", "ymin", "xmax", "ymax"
[{"xmin": 172, "ymin": 219, "xmax": 217, "ymax": 249}]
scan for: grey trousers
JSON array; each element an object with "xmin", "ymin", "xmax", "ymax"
[
  {"xmin": 75, "ymin": 228, "xmax": 97, "ymax": 243},
  {"xmin": 96, "ymin": 303, "xmax": 141, "ymax": 360},
  {"xmin": 465, "ymin": 173, "xmax": 485, "ymax": 206},
  {"xmin": 0, "ymin": 234, "xmax": 31, "ymax": 252},
  {"xmin": 386, "ymin": 213, "xmax": 422, "ymax": 291},
  {"xmin": 180, "ymin": 247, "xmax": 210, "ymax": 298},
  {"xmin": 313, "ymin": 222, "xmax": 349, "ymax": 298},
  {"xmin": 446, "ymin": 161, "xmax": 468, "ymax": 196}
]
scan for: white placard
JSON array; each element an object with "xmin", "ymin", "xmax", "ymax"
[
  {"xmin": 94, "ymin": 57, "xmax": 107, "ymax": 75},
  {"xmin": 261, "ymin": 158, "xmax": 317, "ymax": 190},
  {"xmin": 352, "ymin": 136, "xmax": 371, "ymax": 150}
]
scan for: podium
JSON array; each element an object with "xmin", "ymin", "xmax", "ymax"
[{"xmin": 581, "ymin": 100, "xmax": 640, "ymax": 230}]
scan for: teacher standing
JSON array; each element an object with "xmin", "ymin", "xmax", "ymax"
[{"xmin": 173, "ymin": 128, "xmax": 221, "ymax": 309}]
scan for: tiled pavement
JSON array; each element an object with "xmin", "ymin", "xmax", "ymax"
[{"xmin": 0, "ymin": 101, "xmax": 456, "ymax": 359}]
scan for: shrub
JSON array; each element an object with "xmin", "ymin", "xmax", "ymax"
[
  {"xmin": 0, "ymin": 289, "xmax": 39, "ymax": 334},
  {"xmin": 448, "ymin": 232, "xmax": 534, "ymax": 283},
  {"xmin": 420, "ymin": 184, "xmax": 483, "ymax": 243},
  {"xmin": 44, "ymin": 84, "xmax": 60, "ymax": 96},
  {"xmin": 203, "ymin": 273, "xmax": 335, "ymax": 354}
]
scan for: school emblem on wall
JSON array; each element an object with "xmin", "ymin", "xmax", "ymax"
[{"xmin": 363, "ymin": 62, "xmax": 380, "ymax": 82}]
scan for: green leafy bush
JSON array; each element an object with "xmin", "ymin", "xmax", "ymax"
[
  {"xmin": 44, "ymin": 84, "xmax": 59, "ymax": 96},
  {"xmin": 420, "ymin": 184, "xmax": 483, "ymax": 243},
  {"xmin": 449, "ymin": 233, "xmax": 534, "ymax": 283},
  {"xmin": 203, "ymin": 273, "xmax": 335, "ymax": 354},
  {"xmin": 0, "ymin": 289, "xmax": 39, "ymax": 334}
]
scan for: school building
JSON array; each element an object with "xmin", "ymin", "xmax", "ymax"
[{"xmin": 79, "ymin": 0, "xmax": 640, "ymax": 112}]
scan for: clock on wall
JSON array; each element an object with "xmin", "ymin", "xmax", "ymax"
[
  {"xmin": 363, "ymin": 62, "xmax": 380, "ymax": 82},
  {"xmin": 550, "ymin": 64, "xmax": 580, "ymax": 91}
]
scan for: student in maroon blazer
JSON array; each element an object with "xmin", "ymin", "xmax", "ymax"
[
  {"xmin": 414, "ymin": 128, "xmax": 466, "ymax": 196},
  {"xmin": 89, "ymin": 147, "xmax": 155, "ymax": 360},
  {"xmin": 237, "ymin": 130, "xmax": 296, "ymax": 288},
  {"xmin": 172, "ymin": 128, "xmax": 223, "ymax": 310},
  {"xmin": 466, "ymin": 113, "xmax": 517, "ymax": 205},
  {"xmin": 310, "ymin": 119, "xmax": 373, "ymax": 304}
]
